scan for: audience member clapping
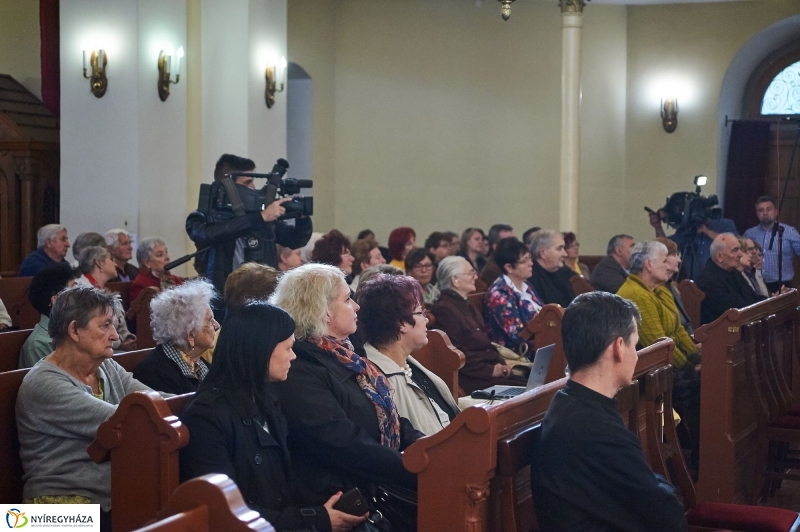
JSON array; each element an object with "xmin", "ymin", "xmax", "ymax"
[
  {"xmin": 130, "ymin": 237, "xmax": 184, "ymax": 301},
  {"xmin": 528, "ymin": 229, "xmax": 576, "ymax": 307},
  {"xmin": 133, "ymin": 280, "xmax": 218, "ymax": 394},
  {"xmin": 563, "ymin": 232, "xmax": 590, "ymax": 278},
  {"xmin": 432, "ymin": 256, "xmax": 525, "ymax": 394},
  {"xmin": 15, "ymin": 286, "xmax": 156, "ymax": 526},
  {"xmin": 18, "ymin": 224, "xmax": 71, "ymax": 277},
  {"xmin": 458, "ymin": 227, "xmax": 487, "ymax": 274},
  {"xmin": 405, "ymin": 248, "xmax": 440, "ymax": 306},
  {"xmin": 105, "ymin": 229, "xmax": 138, "ymax": 282},
  {"xmin": 349, "ymin": 238, "xmax": 386, "ymax": 291},
  {"xmin": 388, "ymin": 227, "xmax": 417, "ymax": 272},
  {"xmin": 312, "ymin": 230, "xmax": 355, "ymax": 277},
  {"xmin": 19, "ymin": 263, "xmax": 80, "ymax": 368},
  {"xmin": 590, "ymin": 234, "xmax": 635, "ymax": 294},
  {"xmin": 180, "ymin": 301, "xmax": 366, "ymax": 532},
  {"xmin": 76, "ymin": 246, "xmax": 137, "ymax": 351},
  {"xmin": 276, "ymin": 244, "xmax": 304, "ymax": 272},
  {"xmin": 483, "ymin": 238, "xmax": 542, "ymax": 354},
  {"xmin": 357, "ymin": 274, "xmax": 459, "ymax": 435},
  {"xmin": 269, "ymin": 263, "xmax": 420, "ymax": 511}
]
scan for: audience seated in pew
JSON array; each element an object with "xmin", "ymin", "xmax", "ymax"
[
  {"xmin": 18, "ymin": 224, "xmax": 71, "ymax": 277},
  {"xmin": 431, "ymin": 256, "xmax": 524, "ymax": 393},
  {"xmin": 15, "ymin": 286, "xmax": 161, "ymax": 530},
  {"xmin": 562, "ymin": 231, "xmax": 590, "ymax": 278},
  {"xmin": 71, "ymin": 232, "xmax": 106, "ymax": 265},
  {"xmin": 655, "ymin": 237, "xmax": 694, "ymax": 335},
  {"xmin": 19, "ymin": 263, "xmax": 80, "ymax": 368},
  {"xmin": 269, "ymin": 264, "xmax": 420, "ymax": 526},
  {"xmin": 356, "ymin": 229, "xmax": 392, "ymax": 264},
  {"xmin": 479, "ymin": 224, "xmax": 515, "ymax": 287},
  {"xmin": 275, "ymin": 243, "xmax": 304, "ymax": 273},
  {"xmin": 130, "ymin": 237, "xmax": 184, "ymax": 301},
  {"xmin": 224, "ymin": 262, "xmax": 282, "ymax": 310},
  {"xmin": 133, "ymin": 280, "xmax": 218, "ymax": 395},
  {"xmin": 356, "ymin": 274, "xmax": 459, "ymax": 435},
  {"xmin": 388, "ymin": 226, "xmax": 417, "ymax": 273},
  {"xmin": 528, "ymin": 229, "xmax": 577, "ymax": 307},
  {"xmin": 105, "ymin": 228, "xmax": 138, "ymax": 282},
  {"xmin": 483, "ymin": 238, "xmax": 542, "ymax": 355},
  {"xmin": 76, "ymin": 246, "xmax": 138, "ymax": 351},
  {"xmin": 349, "ymin": 238, "xmax": 386, "ymax": 291},
  {"xmin": 530, "ymin": 292, "xmax": 688, "ymax": 532},
  {"xmin": 404, "ymin": 248, "xmax": 440, "ymax": 306},
  {"xmin": 457, "ymin": 227, "xmax": 487, "ymax": 275},
  {"xmin": 358, "ymin": 263, "xmax": 404, "ymax": 285},
  {"xmin": 423, "ymin": 231, "xmax": 451, "ymax": 266},
  {"xmin": 180, "ymin": 301, "xmax": 367, "ymax": 532},
  {"xmin": 748, "ymin": 239, "xmax": 770, "ymax": 296},
  {"xmin": 616, "ymin": 240, "xmax": 701, "ymax": 467},
  {"xmin": 590, "ymin": 234, "xmax": 634, "ymax": 294},
  {"xmin": 312, "ymin": 230, "xmax": 355, "ymax": 279},
  {"xmin": 696, "ymin": 233, "xmax": 766, "ymax": 325}
]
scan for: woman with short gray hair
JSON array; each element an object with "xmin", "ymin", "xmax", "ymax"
[
  {"xmin": 627, "ymin": 241, "xmax": 668, "ymax": 276},
  {"xmin": 130, "ymin": 237, "xmax": 184, "ymax": 301},
  {"xmin": 133, "ymin": 280, "xmax": 219, "ymax": 395}
]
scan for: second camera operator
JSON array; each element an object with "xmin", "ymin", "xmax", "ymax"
[{"xmin": 186, "ymin": 154, "xmax": 312, "ymax": 308}]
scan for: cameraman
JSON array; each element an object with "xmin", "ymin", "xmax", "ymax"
[
  {"xmin": 648, "ymin": 210, "xmax": 737, "ymax": 281},
  {"xmin": 186, "ymin": 154, "xmax": 312, "ymax": 309}
]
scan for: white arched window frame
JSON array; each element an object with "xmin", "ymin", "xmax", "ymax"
[{"xmin": 761, "ymin": 60, "xmax": 800, "ymax": 115}]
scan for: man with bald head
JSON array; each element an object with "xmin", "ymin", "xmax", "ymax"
[{"xmin": 696, "ymin": 233, "xmax": 765, "ymax": 325}]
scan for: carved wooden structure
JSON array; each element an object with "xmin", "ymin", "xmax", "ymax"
[
  {"xmin": 0, "ymin": 329, "xmax": 32, "ymax": 372},
  {"xmin": 128, "ymin": 286, "xmax": 159, "ymax": 349},
  {"xmin": 678, "ymin": 279, "xmax": 705, "ymax": 331},
  {"xmin": 0, "ymin": 367, "xmax": 28, "ymax": 504},
  {"xmin": 520, "ymin": 304, "xmax": 566, "ymax": 384},
  {"xmin": 0, "ymin": 75, "xmax": 59, "ymax": 272},
  {"xmin": 0, "ymin": 276, "xmax": 39, "ymax": 329},
  {"xmin": 411, "ymin": 329, "xmax": 466, "ymax": 400},
  {"xmin": 569, "ymin": 274, "xmax": 594, "ymax": 295}
]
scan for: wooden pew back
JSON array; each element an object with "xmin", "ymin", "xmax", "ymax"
[
  {"xmin": 468, "ymin": 291, "xmax": 485, "ymax": 316},
  {"xmin": 411, "ymin": 329, "xmax": 466, "ymax": 400},
  {"xmin": 570, "ymin": 275, "xmax": 594, "ymax": 296},
  {"xmin": 106, "ymin": 281, "xmax": 132, "ymax": 311},
  {"xmin": 0, "ymin": 277, "xmax": 39, "ymax": 329},
  {"xmin": 0, "ymin": 368, "xmax": 29, "ymax": 504},
  {"xmin": 128, "ymin": 287, "xmax": 158, "ymax": 349},
  {"xmin": 520, "ymin": 304, "xmax": 566, "ymax": 384},
  {"xmin": 677, "ymin": 279, "xmax": 704, "ymax": 332},
  {"xmin": 0, "ymin": 329, "xmax": 32, "ymax": 372},
  {"xmin": 694, "ymin": 289, "xmax": 800, "ymax": 505},
  {"xmin": 136, "ymin": 475, "xmax": 275, "ymax": 532}
]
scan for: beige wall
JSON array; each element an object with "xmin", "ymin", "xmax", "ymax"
[
  {"xmin": 0, "ymin": 0, "xmax": 41, "ymax": 99},
  {"xmin": 288, "ymin": 0, "xmax": 800, "ymax": 254}
]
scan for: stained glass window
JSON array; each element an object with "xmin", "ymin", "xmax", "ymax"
[{"xmin": 761, "ymin": 61, "xmax": 800, "ymax": 115}]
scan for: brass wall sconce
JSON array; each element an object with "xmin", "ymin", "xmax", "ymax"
[
  {"xmin": 82, "ymin": 49, "xmax": 108, "ymax": 98},
  {"xmin": 265, "ymin": 56, "xmax": 287, "ymax": 109},
  {"xmin": 661, "ymin": 97, "xmax": 678, "ymax": 133},
  {"xmin": 498, "ymin": 0, "xmax": 515, "ymax": 20},
  {"xmin": 157, "ymin": 47, "xmax": 183, "ymax": 101}
]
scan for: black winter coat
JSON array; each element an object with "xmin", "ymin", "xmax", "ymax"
[
  {"xmin": 273, "ymin": 339, "xmax": 421, "ymax": 505},
  {"xmin": 132, "ymin": 344, "xmax": 206, "ymax": 395},
  {"xmin": 180, "ymin": 386, "xmax": 332, "ymax": 531}
]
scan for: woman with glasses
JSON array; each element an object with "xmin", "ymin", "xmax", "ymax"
[
  {"xmin": 356, "ymin": 274, "xmax": 459, "ymax": 435},
  {"xmin": 132, "ymin": 280, "xmax": 218, "ymax": 394},
  {"xmin": 483, "ymin": 238, "xmax": 542, "ymax": 354},
  {"xmin": 563, "ymin": 232, "xmax": 590, "ymax": 278},
  {"xmin": 405, "ymin": 247, "xmax": 440, "ymax": 306},
  {"xmin": 431, "ymin": 256, "xmax": 526, "ymax": 394}
]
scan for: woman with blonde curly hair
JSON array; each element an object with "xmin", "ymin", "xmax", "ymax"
[
  {"xmin": 270, "ymin": 263, "xmax": 420, "ymax": 527},
  {"xmin": 132, "ymin": 279, "xmax": 219, "ymax": 394}
]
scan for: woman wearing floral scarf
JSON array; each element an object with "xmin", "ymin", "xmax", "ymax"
[{"xmin": 270, "ymin": 263, "xmax": 421, "ymax": 522}]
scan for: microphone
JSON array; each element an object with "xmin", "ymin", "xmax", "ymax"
[{"xmin": 769, "ymin": 222, "xmax": 779, "ymax": 251}]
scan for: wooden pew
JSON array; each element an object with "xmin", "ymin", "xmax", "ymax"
[
  {"xmin": 135, "ymin": 474, "xmax": 274, "ymax": 532},
  {"xmin": 127, "ymin": 287, "xmax": 158, "ymax": 349},
  {"xmin": 411, "ymin": 329, "xmax": 466, "ymax": 400},
  {"xmin": 0, "ymin": 276, "xmax": 39, "ymax": 329},
  {"xmin": 570, "ymin": 275, "xmax": 594, "ymax": 296},
  {"xmin": 468, "ymin": 291, "xmax": 485, "ymax": 316},
  {"xmin": 89, "ymin": 391, "xmax": 194, "ymax": 532},
  {"xmin": 106, "ymin": 281, "xmax": 132, "ymax": 311},
  {"xmin": 0, "ymin": 368, "xmax": 29, "ymax": 505},
  {"xmin": 520, "ymin": 304, "xmax": 566, "ymax": 384},
  {"xmin": 0, "ymin": 329, "xmax": 32, "ymax": 372},
  {"xmin": 678, "ymin": 279, "xmax": 704, "ymax": 332},
  {"xmin": 114, "ymin": 348, "xmax": 153, "ymax": 373},
  {"xmin": 694, "ymin": 289, "xmax": 800, "ymax": 505}
]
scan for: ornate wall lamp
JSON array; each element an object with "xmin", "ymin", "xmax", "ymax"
[
  {"xmin": 82, "ymin": 49, "xmax": 108, "ymax": 98},
  {"xmin": 498, "ymin": 0, "xmax": 515, "ymax": 20},
  {"xmin": 157, "ymin": 47, "xmax": 184, "ymax": 101},
  {"xmin": 265, "ymin": 56, "xmax": 287, "ymax": 109},
  {"xmin": 661, "ymin": 97, "xmax": 678, "ymax": 133}
]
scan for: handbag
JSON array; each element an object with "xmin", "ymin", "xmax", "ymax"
[
  {"xmin": 492, "ymin": 342, "xmax": 532, "ymax": 378},
  {"xmin": 370, "ymin": 484, "xmax": 418, "ymax": 532}
]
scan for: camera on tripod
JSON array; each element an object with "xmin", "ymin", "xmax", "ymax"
[
  {"xmin": 198, "ymin": 158, "xmax": 313, "ymax": 220},
  {"xmin": 645, "ymin": 175, "xmax": 721, "ymax": 233}
]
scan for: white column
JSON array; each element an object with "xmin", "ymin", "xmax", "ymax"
[{"xmin": 559, "ymin": 0, "xmax": 586, "ymax": 233}]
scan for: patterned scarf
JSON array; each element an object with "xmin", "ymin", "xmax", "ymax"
[{"xmin": 310, "ymin": 335, "xmax": 401, "ymax": 450}]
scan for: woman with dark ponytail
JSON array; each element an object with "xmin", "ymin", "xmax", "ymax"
[{"xmin": 180, "ymin": 301, "xmax": 366, "ymax": 532}]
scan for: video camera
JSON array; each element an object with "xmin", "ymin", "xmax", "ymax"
[
  {"xmin": 645, "ymin": 175, "xmax": 721, "ymax": 233},
  {"xmin": 198, "ymin": 158, "xmax": 313, "ymax": 220}
]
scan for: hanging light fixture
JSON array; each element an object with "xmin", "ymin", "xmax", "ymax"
[{"xmin": 498, "ymin": 0, "xmax": 515, "ymax": 21}]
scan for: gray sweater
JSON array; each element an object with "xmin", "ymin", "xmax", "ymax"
[{"xmin": 16, "ymin": 358, "xmax": 154, "ymax": 510}]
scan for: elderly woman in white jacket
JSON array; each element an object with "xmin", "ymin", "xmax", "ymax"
[{"xmin": 355, "ymin": 273, "xmax": 460, "ymax": 436}]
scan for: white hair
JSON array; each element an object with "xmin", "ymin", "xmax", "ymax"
[
  {"xmin": 104, "ymin": 228, "xmax": 130, "ymax": 249},
  {"xmin": 529, "ymin": 229, "xmax": 559, "ymax": 259},
  {"xmin": 437, "ymin": 256, "xmax": 470, "ymax": 291},
  {"xmin": 628, "ymin": 241, "xmax": 667, "ymax": 275},
  {"xmin": 137, "ymin": 237, "xmax": 167, "ymax": 266},
  {"xmin": 37, "ymin": 224, "xmax": 66, "ymax": 248},
  {"xmin": 270, "ymin": 263, "xmax": 346, "ymax": 340},
  {"xmin": 150, "ymin": 279, "xmax": 217, "ymax": 349}
]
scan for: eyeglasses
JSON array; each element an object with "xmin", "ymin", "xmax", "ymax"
[
  {"xmin": 516, "ymin": 256, "xmax": 533, "ymax": 265},
  {"xmin": 412, "ymin": 309, "xmax": 428, "ymax": 319},
  {"xmin": 413, "ymin": 262, "xmax": 434, "ymax": 271}
]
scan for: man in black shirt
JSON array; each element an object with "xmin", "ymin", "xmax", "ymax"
[
  {"xmin": 696, "ymin": 233, "xmax": 765, "ymax": 325},
  {"xmin": 530, "ymin": 292, "xmax": 687, "ymax": 532},
  {"xmin": 528, "ymin": 229, "xmax": 576, "ymax": 307}
]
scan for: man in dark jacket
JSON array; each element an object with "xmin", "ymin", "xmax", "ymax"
[
  {"xmin": 696, "ymin": 233, "xmax": 765, "ymax": 325},
  {"xmin": 186, "ymin": 154, "xmax": 312, "ymax": 312},
  {"xmin": 531, "ymin": 292, "xmax": 688, "ymax": 532},
  {"xmin": 528, "ymin": 229, "xmax": 576, "ymax": 307},
  {"xmin": 590, "ymin": 234, "xmax": 635, "ymax": 293}
]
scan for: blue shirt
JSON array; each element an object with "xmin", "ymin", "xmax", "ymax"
[
  {"xmin": 670, "ymin": 218, "xmax": 738, "ymax": 281},
  {"xmin": 18, "ymin": 248, "xmax": 68, "ymax": 277},
  {"xmin": 744, "ymin": 223, "xmax": 800, "ymax": 283}
]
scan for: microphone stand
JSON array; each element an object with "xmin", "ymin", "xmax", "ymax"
[{"xmin": 769, "ymin": 120, "xmax": 800, "ymax": 290}]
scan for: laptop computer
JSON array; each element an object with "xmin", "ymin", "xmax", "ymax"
[{"xmin": 471, "ymin": 344, "xmax": 556, "ymax": 400}]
